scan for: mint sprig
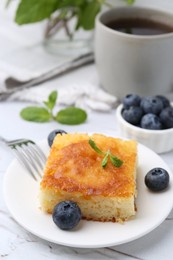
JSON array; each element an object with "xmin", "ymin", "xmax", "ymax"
[
  {"xmin": 89, "ymin": 139, "xmax": 123, "ymax": 168},
  {"xmin": 20, "ymin": 90, "xmax": 87, "ymax": 125}
]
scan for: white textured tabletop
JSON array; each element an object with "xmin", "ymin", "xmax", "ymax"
[{"xmin": 1, "ymin": 1, "xmax": 173, "ymax": 259}]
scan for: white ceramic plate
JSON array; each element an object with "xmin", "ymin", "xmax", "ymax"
[{"xmin": 3, "ymin": 138, "xmax": 173, "ymax": 248}]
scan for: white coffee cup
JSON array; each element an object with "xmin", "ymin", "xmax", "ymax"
[{"xmin": 94, "ymin": 7, "xmax": 173, "ymax": 99}]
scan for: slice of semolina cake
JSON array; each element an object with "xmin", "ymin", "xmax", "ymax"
[{"xmin": 40, "ymin": 133, "xmax": 137, "ymax": 222}]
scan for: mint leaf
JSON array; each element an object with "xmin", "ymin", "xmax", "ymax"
[
  {"xmin": 102, "ymin": 153, "xmax": 109, "ymax": 167},
  {"xmin": 110, "ymin": 154, "xmax": 123, "ymax": 168},
  {"xmin": 43, "ymin": 90, "xmax": 57, "ymax": 111},
  {"xmin": 15, "ymin": 0, "xmax": 59, "ymax": 24},
  {"xmin": 20, "ymin": 107, "xmax": 51, "ymax": 122},
  {"xmin": 89, "ymin": 139, "xmax": 105, "ymax": 155},
  {"xmin": 55, "ymin": 107, "xmax": 87, "ymax": 125}
]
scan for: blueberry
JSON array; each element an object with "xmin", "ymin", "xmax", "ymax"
[
  {"xmin": 156, "ymin": 95, "xmax": 170, "ymax": 108},
  {"xmin": 140, "ymin": 96, "xmax": 163, "ymax": 115},
  {"xmin": 145, "ymin": 168, "xmax": 169, "ymax": 192},
  {"xmin": 140, "ymin": 113, "xmax": 162, "ymax": 130},
  {"xmin": 159, "ymin": 107, "xmax": 173, "ymax": 129},
  {"xmin": 52, "ymin": 201, "xmax": 81, "ymax": 230},
  {"xmin": 122, "ymin": 106, "xmax": 143, "ymax": 125},
  {"xmin": 122, "ymin": 94, "xmax": 141, "ymax": 109},
  {"xmin": 48, "ymin": 129, "xmax": 67, "ymax": 147}
]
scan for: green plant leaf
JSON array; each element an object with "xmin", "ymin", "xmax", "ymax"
[
  {"xmin": 43, "ymin": 90, "xmax": 57, "ymax": 111},
  {"xmin": 123, "ymin": 0, "xmax": 135, "ymax": 5},
  {"xmin": 55, "ymin": 107, "xmax": 87, "ymax": 125},
  {"xmin": 15, "ymin": 0, "xmax": 59, "ymax": 24},
  {"xmin": 20, "ymin": 107, "xmax": 51, "ymax": 122},
  {"xmin": 57, "ymin": 0, "xmax": 84, "ymax": 8},
  {"xmin": 89, "ymin": 139, "xmax": 105, "ymax": 155},
  {"xmin": 110, "ymin": 154, "xmax": 123, "ymax": 168},
  {"xmin": 14, "ymin": 0, "xmax": 135, "ymax": 28},
  {"xmin": 102, "ymin": 153, "xmax": 109, "ymax": 167},
  {"xmin": 15, "ymin": 0, "xmax": 84, "ymax": 25},
  {"xmin": 80, "ymin": 0, "xmax": 101, "ymax": 30}
]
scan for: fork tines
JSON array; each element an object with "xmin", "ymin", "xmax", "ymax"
[{"xmin": 10, "ymin": 140, "xmax": 46, "ymax": 181}]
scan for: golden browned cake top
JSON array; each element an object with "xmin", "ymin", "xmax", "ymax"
[{"xmin": 40, "ymin": 133, "xmax": 137, "ymax": 197}]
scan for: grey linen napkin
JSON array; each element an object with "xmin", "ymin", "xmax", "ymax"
[{"xmin": 0, "ymin": 51, "xmax": 94, "ymax": 100}]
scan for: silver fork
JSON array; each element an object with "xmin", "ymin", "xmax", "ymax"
[{"xmin": 0, "ymin": 136, "xmax": 46, "ymax": 181}]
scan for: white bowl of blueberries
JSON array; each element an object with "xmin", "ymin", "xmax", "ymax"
[{"xmin": 116, "ymin": 94, "xmax": 173, "ymax": 154}]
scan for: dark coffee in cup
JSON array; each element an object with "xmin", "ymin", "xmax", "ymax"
[{"xmin": 106, "ymin": 18, "xmax": 173, "ymax": 36}]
